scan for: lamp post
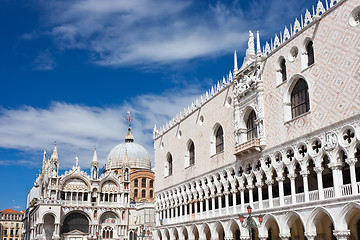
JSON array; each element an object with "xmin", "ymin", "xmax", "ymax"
[
  {"xmin": 135, "ymin": 225, "xmax": 150, "ymax": 240},
  {"xmin": 239, "ymin": 206, "xmax": 263, "ymax": 240}
]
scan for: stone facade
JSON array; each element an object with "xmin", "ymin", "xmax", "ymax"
[
  {"xmin": 23, "ymin": 128, "xmax": 155, "ymax": 240},
  {"xmin": 153, "ymin": 0, "xmax": 360, "ymax": 239}
]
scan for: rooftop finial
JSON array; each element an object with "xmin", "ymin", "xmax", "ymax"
[
  {"xmin": 92, "ymin": 146, "xmax": 98, "ymax": 163},
  {"xmin": 125, "ymin": 111, "xmax": 134, "ymax": 142},
  {"xmin": 75, "ymin": 155, "xmax": 79, "ymax": 168}
]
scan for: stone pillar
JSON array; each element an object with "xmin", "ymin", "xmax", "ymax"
[
  {"xmin": 248, "ymin": 186, "xmax": 254, "ymax": 207},
  {"xmin": 256, "ymin": 183, "xmax": 263, "ymax": 209},
  {"xmin": 266, "ymin": 180, "xmax": 273, "ymax": 208},
  {"xmin": 289, "ymin": 174, "xmax": 296, "ymax": 204},
  {"xmin": 211, "ymin": 195, "xmax": 216, "ymax": 217},
  {"xmin": 301, "ymin": 170, "xmax": 310, "ymax": 202},
  {"xmin": 333, "ymin": 230, "xmax": 351, "ymax": 240},
  {"xmin": 315, "ymin": 167, "xmax": 324, "ymax": 200},
  {"xmin": 225, "ymin": 192, "xmax": 230, "ymax": 215},
  {"xmin": 330, "ymin": 163, "xmax": 344, "ymax": 198},
  {"xmin": 277, "ymin": 177, "xmax": 285, "ymax": 206},
  {"xmin": 346, "ymin": 158, "xmax": 358, "ymax": 195},
  {"xmin": 218, "ymin": 194, "xmax": 222, "ymax": 210},
  {"xmin": 205, "ymin": 197, "xmax": 210, "ymax": 218},
  {"xmin": 194, "ymin": 201, "xmax": 198, "ymax": 215},
  {"xmin": 240, "ymin": 188, "xmax": 245, "ymax": 212},
  {"xmin": 232, "ymin": 190, "xmax": 237, "ymax": 214},
  {"xmin": 180, "ymin": 204, "xmax": 183, "ymax": 221},
  {"xmin": 199, "ymin": 199, "xmax": 204, "ymax": 218}
]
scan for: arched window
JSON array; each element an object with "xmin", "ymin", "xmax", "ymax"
[
  {"xmin": 167, "ymin": 154, "xmax": 173, "ymax": 176},
  {"xmin": 141, "ymin": 178, "xmax": 146, "ymax": 188},
  {"xmin": 134, "ymin": 179, "xmax": 138, "ymax": 187},
  {"xmin": 189, "ymin": 141, "xmax": 195, "ymax": 165},
  {"xmin": 149, "ymin": 180, "xmax": 154, "ymax": 188},
  {"xmin": 141, "ymin": 190, "xmax": 146, "ymax": 198},
  {"xmin": 246, "ymin": 110, "xmax": 257, "ymax": 140},
  {"xmin": 291, "ymin": 79, "xmax": 310, "ymax": 118},
  {"xmin": 306, "ymin": 41, "xmax": 314, "ymax": 66},
  {"xmin": 150, "ymin": 190, "xmax": 153, "ymax": 198},
  {"xmin": 280, "ymin": 58, "xmax": 287, "ymax": 81},
  {"xmin": 134, "ymin": 189, "xmax": 138, "ymax": 198},
  {"xmin": 215, "ymin": 126, "xmax": 224, "ymax": 153},
  {"xmin": 61, "ymin": 212, "xmax": 89, "ymax": 234}
]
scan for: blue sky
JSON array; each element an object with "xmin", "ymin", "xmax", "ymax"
[{"xmin": 0, "ymin": 0, "xmax": 316, "ymax": 210}]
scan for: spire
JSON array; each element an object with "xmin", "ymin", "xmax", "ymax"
[
  {"xmin": 50, "ymin": 142, "xmax": 58, "ymax": 160},
  {"xmin": 92, "ymin": 147, "xmax": 98, "ymax": 163},
  {"xmin": 75, "ymin": 155, "xmax": 79, "ymax": 168},
  {"xmin": 234, "ymin": 51, "xmax": 238, "ymax": 71},
  {"xmin": 256, "ymin": 31, "xmax": 261, "ymax": 54},
  {"xmin": 125, "ymin": 111, "xmax": 134, "ymax": 142},
  {"xmin": 42, "ymin": 149, "xmax": 46, "ymax": 174}
]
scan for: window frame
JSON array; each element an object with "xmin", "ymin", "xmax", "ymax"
[
  {"xmin": 215, "ymin": 126, "xmax": 224, "ymax": 153},
  {"xmin": 246, "ymin": 110, "xmax": 258, "ymax": 141},
  {"xmin": 291, "ymin": 78, "xmax": 310, "ymax": 118},
  {"xmin": 141, "ymin": 178, "xmax": 146, "ymax": 188}
]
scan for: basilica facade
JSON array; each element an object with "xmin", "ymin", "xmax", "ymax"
[
  {"xmin": 23, "ymin": 126, "xmax": 155, "ymax": 240},
  {"xmin": 153, "ymin": 0, "xmax": 360, "ymax": 239}
]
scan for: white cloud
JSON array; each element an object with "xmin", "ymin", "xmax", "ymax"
[
  {"xmin": 35, "ymin": 0, "xmax": 252, "ymax": 67},
  {"xmin": 34, "ymin": 50, "xmax": 56, "ymax": 70},
  {"xmin": 0, "ymin": 88, "xmax": 201, "ymax": 169}
]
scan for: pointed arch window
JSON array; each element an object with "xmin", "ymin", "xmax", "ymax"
[
  {"xmin": 291, "ymin": 79, "xmax": 310, "ymax": 118},
  {"xmin": 306, "ymin": 41, "xmax": 314, "ymax": 66},
  {"xmin": 189, "ymin": 141, "xmax": 195, "ymax": 165},
  {"xmin": 141, "ymin": 178, "xmax": 146, "ymax": 188},
  {"xmin": 215, "ymin": 126, "xmax": 224, "ymax": 153},
  {"xmin": 167, "ymin": 154, "xmax": 173, "ymax": 176},
  {"xmin": 141, "ymin": 190, "xmax": 146, "ymax": 198},
  {"xmin": 280, "ymin": 58, "xmax": 287, "ymax": 81},
  {"xmin": 134, "ymin": 189, "xmax": 138, "ymax": 198},
  {"xmin": 246, "ymin": 110, "xmax": 257, "ymax": 140}
]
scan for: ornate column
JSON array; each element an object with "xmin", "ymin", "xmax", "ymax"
[
  {"xmin": 329, "ymin": 162, "xmax": 344, "ymax": 198},
  {"xmin": 248, "ymin": 185, "xmax": 254, "ymax": 207},
  {"xmin": 346, "ymin": 158, "xmax": 358, "ymax": 195},
  {"xmin": 199, "ymin": 199, "xmax": 204, "ymax": 219},
  {"xmin": 314, "ymin": 167, "xmax": 324, "ymax": 200},
  {"xmin": 289, "ymin": 174, "xmax": 296, "ymax": 204},
  {"xmin": 301, "ymin": 170, "xmax": 310, "ymax": 202},
  {"xmin": 211, "ymin": 195, "xmax": 216, "ymax": 217},
  {"xmin": 205, "ymin": 197, "xmax": 210, "ymax": 218},
  {"xmin": 333, "ymin": 230, "xmax": 351, "ymax": 240},
  {"xmin": 224, "ymin": 192, "xmax": 230, "ymax": 215},
  {"xmin": 232, "ymin": 190, "xmax": 237, "ymax": 214},
  {"xmin": 218, "ymin": 194, "xmax": 222, "ymax": 211},
  {"xmin": 265, "ymin": 179, "xmax": 273, "ymax": 208},
  {"xmin": 256, "ymin": 183, "xmax": 263, "ymax": 209},
  {"xmin": 180, "ymin": 203, "xmax": 183, "ymax": 221},
  {"xmin": 276, "ymin": 176, "xmax": 285, "ymax": 206},
  {"xmin": 240, "ymin": 188, "xmax": 245, "ymax": 212}
]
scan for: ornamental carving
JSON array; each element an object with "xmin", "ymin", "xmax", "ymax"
[{"xmin": 323, "ymin": 132, "xmax": 338, "ymax": 151}]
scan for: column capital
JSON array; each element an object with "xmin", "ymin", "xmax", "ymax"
[
  {"xmin": 346, "ymin": 158, "xmax": 358, "ymax": 166},
  {"xmin": 304, "ymin": 232, "xmax": 317, "ymax": 240},
  {"xmin": 255, "ymin": 182, "xmax": 263, "ymax": 188},
  {"xmin": 287, "ymin": 174, "xmax": 296, "ymax": 180},
  {"xmin": 300, "ymin": 170, "xmax": 309, "ymax": 176},
  {"xmin": 333, "ymin": 230, "xmax": 351, "ymax": 240},
  {"xmin": 328, "ymin": 162, "xmax": 344, "ymax": 170},
  {"xmin": 279, "ymin": 233, "xmax": 291, "ymax": 240},
  {"xmin": 276, "ymin": 176, "xmax": 285, "ymax": 182},
  {"xmin": 247, "ymin": 184, "xmax": 254, "ymax": 190},
  {"xmin": 314, "ymin": 167, "xmax": 323, "ymax": 174},
  {"xmin": 265, "ymin": 179, "xmax": 274, "ymax": 185}
]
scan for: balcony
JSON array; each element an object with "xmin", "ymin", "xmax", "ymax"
[{"xmin": 235, "ymin": 138, "xmax": 261, "ymax": 156}]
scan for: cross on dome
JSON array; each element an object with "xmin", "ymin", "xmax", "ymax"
[{"xmin": 125, "ymin": 111, "xmax": 134, "ymax": 142}]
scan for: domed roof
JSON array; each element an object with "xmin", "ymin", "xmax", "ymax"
[{"xmin": 106, "ymin": 128, "xmax": 151, "ymax": 170}]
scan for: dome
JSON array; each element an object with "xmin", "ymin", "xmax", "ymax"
[{"xmin": 106, "ymin": 128, "xmax": 151, "ymax": 170}]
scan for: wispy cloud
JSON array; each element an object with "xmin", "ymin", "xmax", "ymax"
[
  {"xmin": 33, "ymin": 0, "xmax": 255, "ymax": 67},
  {"xmin": 34, "ymin": 50, "xmax": 56, "ymax": 70},
  {"xmin": 0, "ymin": 88, "xmax": 201, "ymax": 169}
]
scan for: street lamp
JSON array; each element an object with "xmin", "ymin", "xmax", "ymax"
[
  {"xmin": 239, "ymin": 206, "xmax": 263, "ymax": 240},
  {"xmin": 135, "ymin": 225, "xmax": 150, "ymax": 240}
]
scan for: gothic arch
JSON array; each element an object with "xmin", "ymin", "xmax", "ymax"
[
  {"xmin": 61, "ymin": 210, "xmax": 91, "ymax": 224},
  {"xmin": 259, "ymin": 213, "xmax": 281, "ymax": 238},
  {"xmin": 338, "ymin": 202, "xmax": 360, "ymax": 230},
  {"xmin": 283, "ymin": 74, "xmax": 310, "ymax": 121},
  {"xmin": 224, "ymin": 219, "xmax": 242, "ymax": 239},
  {"xmin": 100, "ymin": 176, "xmax": 121, "ymax": 189},
  {"xmin": 211, "ymin": 123, "xmax": 225, "ymax": 156},
  {"xmin": 306, "ymin": 207, "xmax": 336, "ymax": 234},
  {"xmin": 282, "ymin": 211, "xmax": 306, "ymax": 236},
  {"xmin": 41, "ymin": 211, "xmax": 59, "ymax": 224},
  {"xmin": 60, "ymin": 175, "xmax": 91, "ymax": 191},
  {"xmin": 198, "ymin": 222, "xmax": 211, "ymax": 240}
]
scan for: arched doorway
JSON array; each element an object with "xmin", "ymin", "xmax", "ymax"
[
  {"xmin": 288, "ymin": 213, "xmax": 305, "ymax": 240},
  {"xmin": 43, "ymin": 214, "xmax": 55, "ymax": 240},
  {"xmin": 61, "ymin": 212, "xmax": 89, "ymax": 234}
]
